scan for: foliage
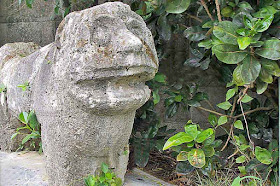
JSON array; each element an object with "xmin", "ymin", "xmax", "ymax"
[
  {"xmin": 0, "ymin": 84, "xmax": 6, "ymax": 93},
  {"xmin": 131, "ymin": 73, "xmax": 176, "ymax": 167},
  {"xmin": 11, "ymin": 110, "xmax": 42, "ymax": 153},
  {"xmin": 131, "ymin": 0, "xmax": 279, "ymax": 184},
  {"xmin": 84, "ymin": 162, "xmax": 122, "ymax": 186},
  {"xmin": 17, "ymin": 81, "xmax": 29, "ymax": 91}
]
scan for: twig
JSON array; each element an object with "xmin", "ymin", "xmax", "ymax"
[
  {"xmin": 186, "ymin": 13, "xmax": 203, "ymax": 23},
  {"xmin": 233, "ymin": 107, "xmax": 273, "ymax": 119},
  {"xmin": 200, "ymin": 0, "xmax": 214, "ymax": 21},
  {"xmin": 237, "ymin": 85, "xmax": 249, "ymax": 103},
  {"xmin": 205, "ymin": 99, "xmax": 216, "ymax": 111},
  {"xmin": 221, "ymin": 123, "xmax": 234, "ymax": 151},
  {"xmin": 197, "ymin": 106, "xmax": 228, "ymax": 117},
  {"xmin": 239, "ymin": 102, "xmax": 254, "ymax": 152},
  {"xmin": 215, "ymin": 0, "xmax": 222, "ymax": 22},
  {"xmin": 227, "ymin": 149, "xmax": 238, "ymax": 159}
]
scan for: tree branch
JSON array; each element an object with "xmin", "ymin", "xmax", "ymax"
[
  {"xmin": 215, "ymin": 0, "xmax": 222, "ymax": 22},
  {"xmin": 233, "ymin": 107, "xmax": 273, "ymax": 119},
  {"xmin": 197, "ymin": 106, "xmax": 227, "ymax": 117},
  {"xmin": 200, "ymin": 0, "xmax": 214, "ymax": 21}
]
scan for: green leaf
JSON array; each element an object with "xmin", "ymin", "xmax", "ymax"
[
  {"xmin": 22, "ymin": 134, "xmax": 34, "ymax": 144},
  {"xmin": 253, "ymin": 6, "xmax": 277, "ymax": 18},
  {"xmin": 241, "ymin": 55, "xmax": 261, "ymax": 84},
  {"xmin": 241, "ymin": 94, "xmax": 253, "ymax": 103},
  {"xmin": 177, "ymin": 151, "xmax": 188, "ymax": 161},
  {"xmin": 165, "ymin": 0, "xmax": 191, "ymax": 14},
  {"xmin": 233, "ymin": 65, "xmax": 245, "ymax": 86},
  {"xmin": 11, "ymin": 133, "xmax": 18, "ymax": 140},
  {"xmin": 188, "ymin": 148, "xmax": 205, "ymax": 168},
  {"xmin": 259, "ymin": 68, "xmax": 273, "ymax": 83},
  {"xmin": 194, "ymin": 92, "xmax": 209, "ymax": 101},
  {"xmin": 217, "ymin": 101, "xmax": 232, "ymax": 110},
  {"xmin": 218, "ymin": 116, "xmax": 228, "ymax": 126},
  {"xmin": 226, "ymin": 88, "xmax": 236, "ymax": 101},
  {"xmin": 25, "ymin": 0, "xmax": 34, "ymax": 8},
  {"xmin": 198, "ymin": 39, "xmax": 213, "ymax": 49},
  {"xmin": 256, "ymin": 79, "xmax": 268, "ymax": 94},
  {"xmin": 28, "ymin": 110, "xmax": 39, "ymax": 130},
  {"xmin": 238, "ymin": 166, "xmax": 247, "ymax": 174},
  {"xmin": 234, "ymin": 120, "xmax": 244, "ymax": 130},
  {"xmin": 261, "ymin": 59, "xmax": 280, "ymax": 76},
  {"xmin": 184, "ymin": 26, "xmax": 206, "ymax": 41},
  {"xmin": 254, "ymin": 15, "xmax": 274, "ymax": 32},
  {"xmin": 208, "ymin": 113, "xmax": 218, "ymax": 127},
  {"xmin": 237, "ymin": 37, "xmax": 251, "ymax": 50},
  {"xmin": 157, "ymin": 14, "xmax": 171, "ymax": 41},
  {"xmin": 196, "ymin": 128, "xmax": 214, "ymax": 143},
  {"xmin": 212, "ymin": 44, "xmax": 248, "ymax": 64},
  {"xmin": 176, "ymin": 161, "xmax": 195, "ymax": 174},
  {"xmin": 174, "ymin": 95, "xmax": 182, "ymax": 102},
  {"xmin": 236, "ymin": 155, "xmax": 246, "ymax": 163},
  {"xmin": 165, "ymin": 103, "xmax": 178, "ymax": 118},
  {"xmin": 101, "ymin": 162, "xmax": 109, "ymax": 173},
  {"xmin": 202, "ymin": 146, "xmax": 215, "ymax": 157},
  {"xmin": 152, "ymin": 89, "xmax": 160, "ymax": 105},
  {"xmin": 221, "ymin": 6, "xmax": 233, "ymax": 17},
  {"xmin": 19, "ymin": 112, "xmax": 29, "ymax": 124},
  {"xmin": 243, "ymin": 16, "xmax": 253, "ymax": 30},
  {"xmin": 154, "ymin": 73, "xmax": 166, "ymax": 83},
  {"xmin": 184, "ymin": 124, "xmax": 198, "ymax": 140},
  {"xmin": 255, "ymin": 146, "xmax": 273, "ymax": 165},
  {"xmin": 256, "ymin": 39, "xmax": 280, "ymax": 60},
  {"xmin": 213, "ymin": 21, "xmax": 239, "ymax": 44},
  {"xmin": 163, "ymin": 132, "xmax": 194, "ymax": 150}
]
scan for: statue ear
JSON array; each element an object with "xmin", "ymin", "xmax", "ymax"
[{"xmin": 55, "ymin": 18, "xmax": 66, "ymax": 49}]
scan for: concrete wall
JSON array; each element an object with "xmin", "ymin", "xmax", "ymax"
[{"xmin": 0, "ymin": 0, "xmax": 60, "ymax": 47}]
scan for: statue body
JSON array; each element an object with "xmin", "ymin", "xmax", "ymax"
[{"xmin": 0, "ymin": 2, "xmax": 158, "ymax": 185}]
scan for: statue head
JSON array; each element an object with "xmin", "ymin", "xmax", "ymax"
[{"xmin": 54, "ymin": 2, "xmax": 158, "ymax": 115}]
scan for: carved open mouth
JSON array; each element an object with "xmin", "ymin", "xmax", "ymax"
[{"xmin": 69, "ymin": 65, "xmax": 156, "ymax": 114}]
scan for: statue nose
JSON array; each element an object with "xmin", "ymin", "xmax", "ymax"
[{"xmin": 116, "ymin": 30, "xmax": 143, "ymax": 53}]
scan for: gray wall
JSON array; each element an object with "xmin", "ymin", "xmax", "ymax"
[{"xmin": 0, "ymin": 0, "xmax": 60, "ymax": 47}]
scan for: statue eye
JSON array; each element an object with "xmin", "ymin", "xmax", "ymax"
[{"xmin": 90, "ymin": 26, "xmax": 112, "ymax": 47}]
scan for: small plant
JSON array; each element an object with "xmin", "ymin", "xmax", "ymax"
[
  {"xmin": 17, "ymin": 81, "xmax": 29, "ymax": 91},
  {"xmin": 11, "ymin": 110, "xmax": 42, "ymax": 153},
  {"xmin": 84, "ymin": 163, "xmax": 122, "ymax": 186},
  {"xmin": 163, "ymin": 120, "xmax": 222, "ymax": 169},
  {"xmin": 0, "ymin": 84, "xmax": 6, "ymax": 93}
]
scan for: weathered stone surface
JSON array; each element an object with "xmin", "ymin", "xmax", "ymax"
[{"xmin": 0, "ymin": 2, "xmax": 158, "ymax": 185}]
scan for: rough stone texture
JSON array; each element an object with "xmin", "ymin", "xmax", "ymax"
[
  {"xmin": 0, "ymin": 151, "xmax": 173, "ymax": 186},
  {"xmin": 0, "ymin": 0, "xmax": 60, "ymax": 47},
  {"xmin": 0, "ymin": 2, "xmax": 158, "ymax": 185}
]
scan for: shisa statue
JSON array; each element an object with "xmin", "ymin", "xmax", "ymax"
[{"xmin": 0, "ymin": 2, "xmax": 158, "ymax": 185}]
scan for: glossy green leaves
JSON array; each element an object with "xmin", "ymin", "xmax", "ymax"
[
  {"xmin": 212, "ymin": 45, "xmax": 248, "ymax": 64},
  {"xmin": 188, "ymin": 149, "xmax": 205, "ymax": 168},
  {"xmin": 255, "ymin": 146, "xmax": 273, "ymax": 165},
  {"xmin": 213, "ymin": 21, "xmax": 239, "ymax": 44},
  {"xmin": 165, "ymin": 0, "xmax": 191, "ymax": 14},
  {"xmin": 163, "ymin": 132, "xmax": 194, "ymax": 150},
  {"xmin": 256, "ymin": 40, "xmax": 280, "ymax": 60}
]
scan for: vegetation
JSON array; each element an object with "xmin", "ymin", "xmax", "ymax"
[
  {"xmin": 18, "ymin": 0, "xmax": 279, "ymax": 185},
  {"xmin": 11, "ymin": 110, "xmax": 42, "ymax": 153},
  {"xmin": 84, "ymin": 163, "xmax": 122, "ymax": 186}
]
